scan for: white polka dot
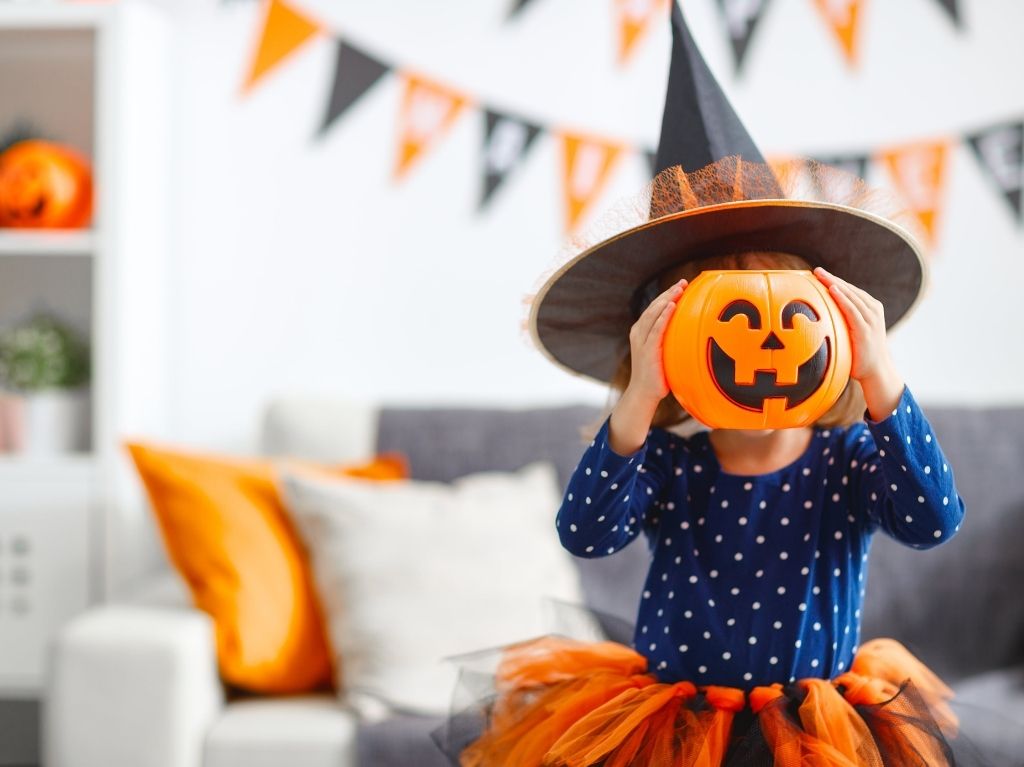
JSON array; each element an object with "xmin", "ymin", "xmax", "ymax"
[
  {"xmin": 570, "ymin": 524, "xmax": 578, "ymax": 532},
  {"xmin": 804, "ymin": 500, "xmax": 813, "ymax": 509},
  {"xmin": 644, "ymin": 590, "xmax": 651, "ymax": 598},
  {"xmin": 675, "ymin": 556, "xmax": 682, "ymax": 564},
  {"xmin": 781, "ymin": 517, "xmax": 790, "ymax": 526},
  {"xmin": 926, "ymin": 434, "xmax": 932, "ymax": 443},
  {"xmin": 703, "ymin": 631, "xmax": 711, "ymax": 640},
  {"xmin": 722, "ymin": 651, "xmax": 732, "ymax": 660},
  {"xmin": 795, "ymin": 640, "xmax": 802, "ymax": 648},
  {"xmin": 890, "ymin": 483, "xmax": 898, "ymax": 492},
  {"xmin": 689, "ymin": 575, "xmax": 698, "ymax": 584},
  {"xmin": 721, "ymin": 500, "xmax": 729, "ymax": 508},
  {"xmin": 917, "ymin": 495, "xmax": 925, "ymax": 504},
  {"xmin": 714, "ymin": 534, "xmax": 723, "ymax": 543},
  {"xmin": 752, "ymin": 601, "xmax": 761, "ymax": 610},
  {"xmin": 680, "ymin": 521, "xmax": 690, "ymax": 530},
  {"xmin": 942, "ymin": 496, "xmax": 949, "ymax": 506},
  {"xmin": 812, "ymin": 586, "xmax": 820, "ymax": 595},
  {"xmin": 611, "ymin": 483, "xmax": 618, "ymax": 490},
  {"xmin": 933, "ymin": 529, "xmax": 942, "ymax": 538},
  {"xmin": 811, "ymin": 658, "xmax": 820, "ymax": 668},
  {"xmin": 871, "ymin": 492, "xmax": 878, "ymax": 502},
  {"xmin": 710, "ymin": 569, "xmax": 719, "ymax": 578},
  {"xmin": 734, "ymin": 553, "xmax": 743, "ymax": 561},
  {"xmin": 907, "ymin": 435, "xmax": 912, "ymax": 444},
  {"xmin": 798, "ymin": 602, "xmax": 807, "ymax": 611},
  {"xmin": 773, "ymin": 621, "xmax": 782, "ymax": 629},
  {"xmin": 598, "ymin": 515, "xmax": 606, "ymax": 522},
  {"xmin": 756, "ymin": 535, "xmax": 765, "ymax": 544},
  {"xmin": 755, "ymin": 570, "xmax": 764, "ymax": 578},
  {"xmin": 675, "ymin": 467, "xmax": 683, "ymax": 476},
  {"xmin": 801, "ymin": 567, "xmax": 809, "ymax": 575},
  {"xmin": 943, "ymin": 463, "xmax": 948, "ymax": 472},
  {"xmin": 804, "ymin": 533, "xmax": 811, "ymax": 542},
  {"xmin": 744, "ymin": 482, "xmax": 753, "ymax": 491},
  {"xmin": 694, "ymin": 465, "xmax": 703, "ymax": 473},
  {"xmin": 586, "ymin": 545, "xmax": 594, "ymax": 552},
  {"xmin": 744, "ymin": 672, "xmax": 753, "ymax": 681},
  {"xmin": 834, "ymin": 567, "xmax": 841, "ymax": 577},
  {"xmin": 731, "ymin": 587, "xmax": 740, "ymax": 595},
  {"xmin": 585, "ymin": 497, "xmax": 592, "ymax": 504},
  {"xmin": 567, "ymin": 493, "xmax": 574, "ymax": 501},
  {"xmin": 782, "ymin": 483, "xmax": 791, "ymax": 492},
  {"xmin": 803, "ymin": 467, "xmax": 811, "ymax": 476},
  {"xmin": 777, "ymin": 586, "xmax": 786, "ymax": 595},
  {"xmin": 684, "ymin": 610, "xmax": 692, "ymax": 618},
  {"xmin": 738, "ymin": 516, "xmax": 748, "ymax": 526},
  {"xmin": 679, "ymin": 645, "xmax": 688, "ymax": 652},
  {"xmin": 880, "ymin": 449, "xmax": 886, "ymax": 457},
  {"xmin": 585, "ymin": 468, "xmax": 591, "ymax": 475},
  {"xmin": 727, "ymin": 617, "xmax": 736, "ymax": 626},
  {"xmin": 770, "ymin": 656, "xmax": 779, "ymax": 664},
  {"xmin": 834, "ymin": 531, "xmax": 843, "ymax": 540},
  {"xmin": 759, "ymin": 500, "xmax": 767, "ymax": 509},
  {"xmin": 699, "ymin": 665, "xmax": 707, "ymax": 673},
  {"xmin": 813, "ymin": 622, "xmax": 821, "ymax": 630},
  {"xmin": 780, "ymin": 551, "xmax": 789, "ymax": 560},
  {"xmin": 832, "ymin": 493, "xmax": 840, "ymax": 502},
  {"xmin": 708, "ymin": 598, "xmax": 716, "ymax": 607},
  {"xmin": 600, "ymin": 470, "xmax": 608, "ymax": 478},
  {"xmin": 649, "ymin": 643, "xmax": 656, "ymax": 651}
]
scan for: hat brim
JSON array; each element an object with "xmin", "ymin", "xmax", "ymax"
[{"xmin": 529, "ymin": 199, "xmax": 927, "ymax": 385}]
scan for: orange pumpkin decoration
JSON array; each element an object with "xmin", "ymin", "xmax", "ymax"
[
  {"xmin": 663, "ymin": 270, "xmax": 851, "ymax": 429},
  {"xmin": 0, "ymin": 140, "xmax": 93, "ymax": 229}
]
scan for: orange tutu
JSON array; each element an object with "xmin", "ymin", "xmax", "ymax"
[{"xmin": 438, "ymin": 635, "xmax": 959, "ymax": 767}]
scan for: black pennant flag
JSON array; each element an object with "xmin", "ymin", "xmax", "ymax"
[
  {"xmin": 714, "ymin": 0, "xmax": 773, "ymax": 71},
  {"xmin": 507, "ymin": 0, "xmax": 540, "ymax": 20},
  {"xmin": 480, "ymin": 110, "xmax": 541, "ymax": 209},
  {"xmin": 319, "ymin": 39, "xmax": 390, "ymax": 137},
  {"xmin": 645, "ymin": 148, "xmax": 658, "ymax": 178},
  {"xmin": 813, "ymin": 154, "xmax": 869, "ymax": 181},
  {"xmin": 967, "ymin": 121, "xmax": 1023, "ymax": 225},
  {"xmin": 932, "ymin": 0, "xmax": 962, "ymax": 27}
]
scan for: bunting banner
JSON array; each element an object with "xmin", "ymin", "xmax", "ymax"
[
  {"xmin": 811, "ymin": 0, "xmax": 865, "ymax": 67},
  {"xmin": 615, "ymin": 0, "xmax": 671, "ymax": 65},
  {"xmin": 319, "ymin": 40, "xmax": 391, "ymax": 136},
  {"xmin": 238, "ymin": 2, "xmax": 1022, "ymax": 237},
  {"xmin": 714, "ymin": 0, "xmax": 774, "ymax": 71},
  {"xmin": 394, "ymin": 75, "xmax": 468, "ymax": 180},
  {"xmin": 507, "ymin": 0, "xmax": 541, "ymax": 20},
  {"xmin": 481, "ymin": 110, "xmax": 542, "ymax": 208},
  {"xmin": 560, "ymin": 134, "xmax": 623, "ymax": 231},
  {"xmin": 242, "ymin": 0, "xmax": 323, "ymax": 93},
  {"xmin": 967, "ymin": 122, "xmax": 1023, "ymax": 225},
  {"xmin": 879, "ymin": 140, "xmax": 951, "ymax": 245},
  {"xmin": 932, "ymin": 0, "xmax": 961, "ymax": 27}
]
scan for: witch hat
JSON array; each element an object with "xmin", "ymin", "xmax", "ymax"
[{"xmin": 527, "ymin": 2, "xmax": 926, "ymax": 385}]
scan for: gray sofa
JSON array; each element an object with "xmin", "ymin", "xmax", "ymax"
[
  {"xmin": 47, "ymin": 400, "xmax": 1024, "ymax": 766},
  {"xmin": 360, "ymin": 403, "xmax": 1024, "ymax": 766}
]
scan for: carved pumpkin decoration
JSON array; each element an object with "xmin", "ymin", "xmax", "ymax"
[
  {"xmin": 0, "ymin": 140, "xmax": 93, "ymax": 229},
  {"xmin": 663, "ymin": 270, "xmax": 851, "ymax": 429}
]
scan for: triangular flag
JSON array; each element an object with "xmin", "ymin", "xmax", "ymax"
[
  {"xmin": 811, "ymin": 0, "xmax": 866, "ymax": 67},
  {"xmin": 243, "ymin": 0, "xmax": 323, "ymax": 93},
  {"xmin": 644, "ymin": 148, "xmax": 659, "ymax": 177},
  {"xmin": 967, "ymin": 121, "xmax": 1023, "ymax": 225},
  {"xmin": 319, "ymin": 39, "xmax": 391, "ymax": 136},
  {"xmin": 932, "ymin": 0, "xmax": 961, "ymax": 26},
  {"xmin": 394, "ymin": 74, "xmax": 467, "ymax": 180},
  {"xmin": 507, "ymin": 0, "xmax": 540, "ymax": 20},
  {"xmin": 559, "ymin": 133, "xmax": 623, "ymax": 231},
  {"xmin": 879, "ymin": 140, "xmax": 950, "ymax": 244},
  {"xmin": 813, "ymin": 153, "xmax": 869, "ymax": 180},
  {"xmin": 480, "ymin": 111, "xmax": 541, "ymax": 209},
  {"xmin": 714, "ymin": 0, "xmax": 774, "ymax": 71},
  {"xmin": 616, "ymin": 0, "xmax": 670, "ymax": 65}
]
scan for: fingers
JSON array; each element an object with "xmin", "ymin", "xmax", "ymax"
[
  {"xmin": 633, "ymin": 279, "xmax": 686, "ymax": 342},
  {"xmin": 649, "ymin": 299, "xmax": 676, "ymax": 350},
  {"xmin": 814, "ymin": 267, "xmax": 884, "ymax": 325},
  {"xmin": 827, "ymin": 279, "xmax": 867, "ymax": 329}
]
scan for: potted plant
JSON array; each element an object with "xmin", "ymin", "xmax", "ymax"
[{"xmin": 0, "ymin": 311, "xmax": 91, "ymax": 454}]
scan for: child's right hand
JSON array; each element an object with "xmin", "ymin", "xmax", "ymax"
[{"xmin": 624, "ymin": 278, "xmax": 687, "ymax": 407}]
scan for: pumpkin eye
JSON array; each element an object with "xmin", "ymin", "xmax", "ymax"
[
  {"xmin": 781, "ymin": 300, "xmax": 819, "ymax": 328},
  {"xmin": 719, "ymin": 299, "xmax": 761, "ymax": 329}
]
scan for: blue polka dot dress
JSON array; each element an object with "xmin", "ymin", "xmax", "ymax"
[{"xmin": 555, "ymin": 385, "xmax": 965, "ymax": 689}]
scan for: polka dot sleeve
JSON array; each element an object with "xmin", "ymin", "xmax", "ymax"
[
  {"xmin": 555, "ymin": 416, "xmax": 676, "ymax": 558},
  {"xmin": 849, "ymin": 385, "xmax": 965, "ymax": 548}
]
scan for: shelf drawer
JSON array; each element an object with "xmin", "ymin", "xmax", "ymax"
[{"xmin": 0, "ymin": 460, "xmax": 94, "ymax": 692}]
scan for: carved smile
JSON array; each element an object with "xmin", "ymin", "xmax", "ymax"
[{"xmin": 708, "ymin": 337, "xmax": 831, "ymax": 412}]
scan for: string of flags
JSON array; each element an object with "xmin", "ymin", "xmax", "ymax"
[{"xmin": 240, "ymin": 0, "xmax": 1022, "ymax": 241}]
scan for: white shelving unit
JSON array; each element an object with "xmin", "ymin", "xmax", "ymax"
[{"xmin": 0, "ymin": 0, "xmax": 172, "ymax": 714}]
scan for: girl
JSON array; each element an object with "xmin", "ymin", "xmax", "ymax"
[{"xmin": 445, "ymin": 249, "xmax": 968, "ymax": 766}]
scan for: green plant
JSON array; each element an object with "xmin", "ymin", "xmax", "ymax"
[{"xmin": 0, "ymin": 312, "xmax": 90, "ymax": 392}]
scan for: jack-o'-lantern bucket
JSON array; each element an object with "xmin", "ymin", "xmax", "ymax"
[{"xmin": 663, "ymin": 270, "xmax": 851, "ymax": 429}]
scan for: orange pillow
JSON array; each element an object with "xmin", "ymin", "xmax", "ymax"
[{"xmin": 124, "ymin": 440, "xmax": 407, "ymax": 694}]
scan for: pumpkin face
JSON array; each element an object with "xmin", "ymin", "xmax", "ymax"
[
  {"xmin": 663, "ymin": 270, "xmax": 851, "ymax": 429},
  {"xmin": 0, "ymin": 140, "xmax": 93, "ymax": 229}
]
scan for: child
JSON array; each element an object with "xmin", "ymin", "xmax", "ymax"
[{"xmin": 434, "ymin": 5, "xmax": 974, "ymax": 764}]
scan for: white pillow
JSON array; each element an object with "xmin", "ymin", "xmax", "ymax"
[{"xmin": 278, "ymin": 461, "xmax": 590, "ymax": 717}]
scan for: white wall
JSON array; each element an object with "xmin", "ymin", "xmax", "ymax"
[{"xmin": 159, "ymin": 0, "xmax": 1024, "ymax": 451}]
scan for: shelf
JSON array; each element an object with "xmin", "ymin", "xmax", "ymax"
[{"xmin": 0, "ymin": 230, "xmax": 95, "ymax": 257}]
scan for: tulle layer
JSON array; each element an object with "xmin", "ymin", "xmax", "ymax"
[{"xmin": 432, "ymin": 635, "xmax": 964, "ymax": 767}]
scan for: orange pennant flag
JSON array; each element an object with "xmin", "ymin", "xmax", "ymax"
[
  {"xmin": 616, "ymin": 0, "xmax": 670, "ymax": 65},
  {"xmin": 879, "ymin": 140, "xmax": 951, "ymax": 245},
  {"xmin": 812, "ymin": 0, "xmax": 866, "ymax": 67},
  {"xmin": 243, "ymin": 0, "xmax": 323, "ymax": 93},
  {"xmin": 560, "ymin": 133, "xmax": 623, "ymax": 232},
  {"xmin": 394, "ymin": 75, "xmax": 468, "ymax": 180}
]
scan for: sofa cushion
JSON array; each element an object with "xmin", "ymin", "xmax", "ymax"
[
  {"xmin": 951, "ymin": 665, "xmax": 1024, "ymax": 761},
  {"xmin": 356, "ymin": 713, "xmax": 450, "ymax": 767},
  {"xmin": 204, "ymin": 697, "xmax": 356, "ymax": 767}
]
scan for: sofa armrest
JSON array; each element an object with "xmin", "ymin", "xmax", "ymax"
[{"xmin": 45, "ymin": 603, "xmax": 225, "ymax": 767}]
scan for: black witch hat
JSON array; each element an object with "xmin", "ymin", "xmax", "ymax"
[{"xmin": 528, "ymin": 2, "xmax": 926, "ymax": 385}]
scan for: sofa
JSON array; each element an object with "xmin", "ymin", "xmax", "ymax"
[{"xmin": 45, "ymin": 397, "xmax": 1024, "ymax": 766}]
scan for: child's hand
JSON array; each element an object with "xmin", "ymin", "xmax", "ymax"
[
  {"xmin": 625, "ymin": 278, "xmax": 687, "ymax": 407},
  {"xmin": 813, "ymin": 266, "xmax": 904, "ymax": 420}
]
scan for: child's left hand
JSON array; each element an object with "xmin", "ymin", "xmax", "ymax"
[{"xmin": 813, "ymin": 266, "xmax": 905, "ymax": 420}]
